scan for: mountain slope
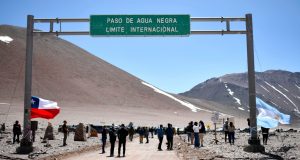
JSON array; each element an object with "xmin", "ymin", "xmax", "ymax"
[
  {"xmin": 180, "ymin": 70, "xmax": 300, "ymax": 127},
  {"xmin": 0, "ymin": 25, "xmax": 211, "ymax": 127}
]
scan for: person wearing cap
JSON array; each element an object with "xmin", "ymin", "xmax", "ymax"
[
  {"xmin": 62, "ymin": 120, "xmax": 68, "ymax": 146},
  {"xmin": 117, "ymin": 124, "xmax": 128, "ymax": 157}
]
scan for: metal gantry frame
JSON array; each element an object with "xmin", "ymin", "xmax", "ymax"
[{"xmin": 21, "ymin": 14, "xmax": 262, "ymax": 152}]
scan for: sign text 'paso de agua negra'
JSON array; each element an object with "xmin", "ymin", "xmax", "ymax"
[{"xmin": 90, "ymin": 15, "xmax": 190, "ymax": 36}]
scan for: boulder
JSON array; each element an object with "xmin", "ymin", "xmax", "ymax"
[
  {"xmin": 90, "ymin": 127, "xmax": 98, "ymax": 137},
  {"xmin": 43, "ymin": 123, "xmax": 54, "ymax": 140},
  {"xmin": 74, "ymin": 123, "xmax": 87, "ymax": 141}
]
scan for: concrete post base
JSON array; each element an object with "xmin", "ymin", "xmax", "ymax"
[
  {"xmin": 244, "ymin": 144, "xmax": 265, "ymax": 153},
  {"xmin": 243, "ymin": 138, "xmax": 265, "ymax": 153},
  {"xmin": 16, "ymin": 139, "xmax": 33, "ymax": 154}
]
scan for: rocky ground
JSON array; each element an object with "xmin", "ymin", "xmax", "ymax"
[
  {"xmin": 0, "ymin": 126, "xmax": 101, "ymax": 160},
  {"xmin": 175, "ymin": 130, "xmax": 300, "ymax": 159},
  {"xmin": 1, "ymin": 126, "xmax": 300, "ymax": 160}
]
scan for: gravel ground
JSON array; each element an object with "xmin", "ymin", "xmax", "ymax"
[
  {"xmin": 175, "ymin": 130, "xmax": 300, "ymax": 159},
  {"xmin": 0, "ymin": 126, "xmax": 101, "ymax": 160},
  {"xmin": 1, "ymin": 127, "xmax": 300, "ymax": 160}
]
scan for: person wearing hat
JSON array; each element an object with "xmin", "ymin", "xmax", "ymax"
[
  {"xmin": 62, "ymin": 120, "xmax": 68, "ymax": 146},
  {"xmin": 117, "ymin": 124, "xmax": 128, "ymax": 157}
]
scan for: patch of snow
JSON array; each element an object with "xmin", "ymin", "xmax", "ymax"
[
  {"xmin": 264, "ymin": 81, "xmax": 298, "ymax": 110},
  {"xmin": 227, "ymin": 88, "xmax": 234, "ymax": 96},
  {"xmin": 238, "ymin": 107, "xmax": 245, "ymax": 111},
  {"xmin": 294, "ymin": 109, "xmax": 300, "ymax": 117},
  {"xmin": 270, "ymin": 101, "xmax": 279, "ymax": 107},
  {"xmin": 224, "ymin": 83, "xmax": 241, "ymax": 105},
  {"xmin": 278, "ymin": 84, "xmax": 289, "ymax": 92},
  {"xmin": 247, "ymin": 110, "xmax": 250, "ymax": 112},
  {"xmin": 296, "ymin": 84, "xmax": 300, "ymax": 90},
  {"xmin": 258, "ymin": 84, "xmax": 270, "ymax": 93},
  {"xmin": 141, "ymin": 81, "xmax": 202, "ymax": 112},
  {"xmin": 0, "ymin": 36, "xmax": 13, "ymax": 44},
  {"xmin": 233, "ymin": 97, "xmax": 241, "ymax": 105}
]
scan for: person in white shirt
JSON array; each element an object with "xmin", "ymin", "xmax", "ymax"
[{"xmin": 193, "ymin": 122, "xmax": 200, "ymax": 147}]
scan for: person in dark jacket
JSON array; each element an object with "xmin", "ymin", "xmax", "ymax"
[
  {"xmin": 13, "ymin": 121, "xmax": 21, "ymax": 144},
  {"xmin": 1, "ymin": 123, "xmax": 5, "ymax": 132},
  {"xmin": 223, "ymin": 120, "xmax": 229, "ymax": 143},
  {"xmin": 117, "ymin": 124, "xmax": 128, "ymax": 157},
  {"xmin": 166, "ymin": 123, "xmax": 174, "ymax": 150},
  {"xmin": 199, "ymin": 121, "xmax": 206, "ymax": 147},
  {"xmin": 144, "ymin": 127, "xmax": 149, "ymax": 143},
  {"xmin": 186, "ymin": 121, "xmax": 194, "ymax": 145},
  {"xmin": 62, "ymin": 120, "xmax": 68, "ymax": 146},
  {"xmin": 108, "ymin": 127, "xmax": 117, "ymax": 157},
  {"xmin": 149, "ymin": 127, "xmax": 154, "ymax": 138},
  {"xmin": 128, "ymin": 126, "xmax": 134, "ymax": 141},
  {"xmin": 157, "ymin": 125, "xmax": 164, "ymax": 151},
  {"xmin": 138, "ymin": 127, "xmax": 144, "ymax": 144},
  {"xmin": 261, "ymin": 127, "xmax": 270, "ymax": 145},
  {"xmin": 101, "ymin": 127, "xmax": 107, "ymax": 153}
]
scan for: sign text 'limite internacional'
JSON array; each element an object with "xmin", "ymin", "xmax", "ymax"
[{"xmin": 90, "ymin": 15, "xmax": 190, "ymax": 36}]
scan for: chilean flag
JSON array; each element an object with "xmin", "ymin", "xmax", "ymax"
[{"xmin": 31, "ymin": 96, "xmax": 60, "ymax": 119}]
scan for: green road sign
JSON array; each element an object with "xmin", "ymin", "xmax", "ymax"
[{"xmin": 90, "ymin": 15, "xmax": 190, "ymax": 36}]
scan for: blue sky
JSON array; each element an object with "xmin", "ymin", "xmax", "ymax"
[{"xmin": 1, "ymin": 0, "xmax": 300, "ymax": 93}]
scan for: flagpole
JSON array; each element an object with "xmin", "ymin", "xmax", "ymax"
[{"xmin": 17, "ymin": 15, "xmax": 34, "ymax": 154}]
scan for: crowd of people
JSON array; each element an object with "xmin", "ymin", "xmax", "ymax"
[
  {"xmin": 8, "ymin": 118, "xmax": 271, "ymax": 157},
  {"xmin": 185, "ymin": 120, "xmax": 206, "ymax": 148}
]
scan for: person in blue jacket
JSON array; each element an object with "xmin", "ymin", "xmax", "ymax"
[{"xmin": 157, "ymin": 124, "xmax": 164, "ymax": 151}]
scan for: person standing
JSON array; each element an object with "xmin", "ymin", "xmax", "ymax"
[
  {"xmin": 13, "ymin": 121, "xmax": 21, "ymax": 144},
  {"xmin": 186, "ymin": 121, "xmax": 194, "ymax": 145},
  {"xmin": 138, "ymin": 127, "xmax": 144, "ymax": 144},
  {"xmin": 223, "ymin": 120, "xmax": 229, "ymax": 143},
  {"xmin": 228, "ymin": 122, "xmax": 235, "ymax": 145},
  {"xmin": 157, "ymin": 124, "xmax": 164, "ymax": 151},
  {"xmin": 199, "ymin": 121, "xmax": 206, "ymax": 147},
  {"xmin": 149, "ymin": 127, "xmax": 154, "ymax": 138},
  {"xmin": 128, "ymin": 126, "xmax": 134, "ymax": 141},
  {"xmin": 101, "ymin": 127, "xmax": 107, "ymax": 153},
  {"xmin": 144, "ymin": 127, "xmax": 149, "ymax": 143},
  {"xmin": 166, "ymin": 123, "xmax": 174, "ymax": 150},
  {"xmin": 193, "ymin": 122, "xmax": 200, "ymax": 148},
  {"xmin": 108, "ymin": 127, "xmax": 117, "ymax": 157},
  {"xmin": 62, "ymin": 120, "xmax": 68, "ymax": 146},
  {"xmin": 261, "ymin": 127, "xmax": 270, "ymax": 145},
  {"xmin": 247, "ymin": 118, "xmax": 250, "ymax": 134},
  {"xmin": 1, "ymin": 123, "xmax": 5, "ymax": 132},
  {"xmin": 117, "ymin": 124, "xmax": 128, "ymax": 157}
]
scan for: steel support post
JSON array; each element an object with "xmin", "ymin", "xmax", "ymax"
[
  {"xmin": 243, "ymin": 13, "xmax": 265, "ymax": 153},
  {"xmin": 17, "ymin": 15, "xmax": 34, "ymax": 154}
]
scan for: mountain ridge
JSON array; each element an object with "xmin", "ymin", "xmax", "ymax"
[{"xmin": 180, "ymin": 70, "xmax": 300, "ymax": 127}]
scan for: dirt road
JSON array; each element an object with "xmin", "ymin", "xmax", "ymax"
[{"xmin": 64, "ymin": 136, "xmax": 179, "ymax": 160}]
